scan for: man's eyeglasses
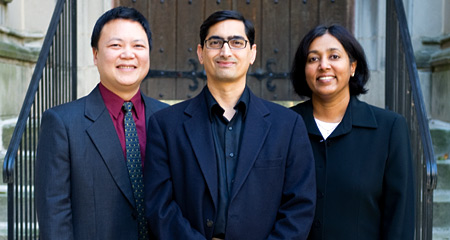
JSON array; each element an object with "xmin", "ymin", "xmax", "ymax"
[{"xmin": 204, "ymin": 38, "xmax": 248, "ymax": 49}]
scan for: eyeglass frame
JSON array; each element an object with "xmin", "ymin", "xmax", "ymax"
[{"xmin": 204, "ymin": 37, "xmax": 249, "ymax": 50}]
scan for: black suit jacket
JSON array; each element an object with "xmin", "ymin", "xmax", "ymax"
[
  {"xmin": 144, "ymin": 87, "xmax": 316, "ymax": 240},
  {"xmin": 291, "ymin": 96, "xmax": 415, "ymax": 240},
  {"xmin": 35, "ymin": 86, "xmax": 168, "ymax": 240}
]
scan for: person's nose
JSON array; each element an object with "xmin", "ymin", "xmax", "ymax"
[
  {"xmin": 120, "ymin": 46, "xmax": 135, "ymax": 59},
  {"xmin": 319, "ymin": 58, "xmax": 330, "ymax": 70},
  {"xmin": 220, "ymin": 42, "xmax": 233, "ymax": 57}
]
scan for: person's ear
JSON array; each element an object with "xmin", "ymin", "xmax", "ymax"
[
  {"xmin": 351, "ymin": 61, "xmax": 357, "ymax": 76},
  {"xmin": 197, "ymin": 44, "xmax": 204, "ymax": 64},
  {"xmin": 250, "ymin": 44, "xmax": 257, "ymax": 65},
  {"xmin": 92, "ymin": 48, "xmax": 98, "ymax": 66}
]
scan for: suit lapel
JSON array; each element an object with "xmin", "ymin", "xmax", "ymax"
[
  {"xmin": 183, "ymin": 92, "xmax": 218, "ymax": 209},
  {"xmin": 142, "ymin": 93, "xmax": 159, "ymax": 129},
  {"xmin": 84, "ymin": 87, "xmax": 136, "ymax": 208},
  {"xmin": 231, "ymin": 93, "xmax": 271, "ymax": 200}
]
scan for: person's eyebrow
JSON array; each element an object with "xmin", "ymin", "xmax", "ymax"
[{"xmin": 207, "ymin": 35, "xmax": 246, "ymax": 40}]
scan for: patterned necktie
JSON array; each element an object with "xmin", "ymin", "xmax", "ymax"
[{"xmin": 123, "ymin": 102, "xmax": 148, "ymax": 240}]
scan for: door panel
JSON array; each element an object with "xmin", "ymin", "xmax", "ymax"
[
  {"xmin": 236, "ymin": 1, "xmax": 262, "ymax": 96},
  {"xmin": 260, "ymin": 0, "xmax": 291, "ymax": 100},
  {"xmin": 116, "ymin": 0, "xmax": 354, "ymax": 101},
  {"xmin": 175, "ymin": 0, "xmax": 207, "ymax": 99},
  {"xmin": 147, "ymin": 0, "xmax": 177, "ymax": 99}
]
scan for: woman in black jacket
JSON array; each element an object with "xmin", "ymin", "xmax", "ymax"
[{"xmin": 290, "ymin": 24, "xmax": 415, "ymax": 240}]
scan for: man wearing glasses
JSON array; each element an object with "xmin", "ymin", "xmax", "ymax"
[{"xmin": 144, "ymin": 10, "xmax": 316, "ymax": 240}]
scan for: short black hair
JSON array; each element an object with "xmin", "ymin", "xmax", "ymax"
[
  {"xmin": 199, "ymin": 10, "xmax": 255, "ymax": 48},
  {"xmin": 291, "ymin": 24, "xmax": 369, "ymax": 98},
  {"xmin": 90, "ymin": 6, "xmax": 152, "ymax": 52}
]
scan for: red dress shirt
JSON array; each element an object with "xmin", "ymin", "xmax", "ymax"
[{"xmin": 98, "ymin": 83, "xmax": 146, "ymax": 166}]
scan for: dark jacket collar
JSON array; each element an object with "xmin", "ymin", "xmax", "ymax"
[
  {"xmin": 185, "ymin": 85, "xmax": 268, "ymax": 119},
  {"xmin": 182, "ymin": 86, "xmax": 271, "ymax": 209},
  {"xmin": 293, "ymin": 96, "xmax": 378, "ymax": 138}
]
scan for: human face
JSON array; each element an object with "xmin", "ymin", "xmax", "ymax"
[
  {"xmin": 93, "ymin": 19, "xmax": 150, "ymax": 100},
  {"xmin": 197, "ymin": 20, "xmax": 256, "ymax": 86},
  {"xmin": 305, "ymin": 33, "xmax": 357, "ymax": 101}
]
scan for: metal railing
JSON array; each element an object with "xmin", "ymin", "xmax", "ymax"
[
  {"xmin": 385, "ymin": 0, "xmax": 437, "ymax": 239},
  {"xmin": 2, "ymin": 0, "xmax": 77, "ymax": 239}
]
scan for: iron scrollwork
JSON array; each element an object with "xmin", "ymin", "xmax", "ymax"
[
  {"xmin": 248, "ymin": 58, "xmax": 290, "ymax": 92},
  {"xmin": 146, "ymin": 58, "xmax": 290, "ymax": 92},
  {"xmin": 146, "ymin": 58, "xmax": 206, "ymax": 91}
]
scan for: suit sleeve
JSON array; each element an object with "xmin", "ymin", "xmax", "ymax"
[
  {"xmin": 35, "ymin": 109, "xmax": 73, "ymax": 240},
  {"xmin": 381, "ymin": 115, "xmax": 415, "ymax": 239},
  {"xmin": 144, "ymin": 115, "xmax": 206, "ymax": 240},
  {"xmin": 267, "ymin": 115, "xmax": 316, "ymax": 240}
]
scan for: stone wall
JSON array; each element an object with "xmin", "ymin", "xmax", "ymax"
[
  {"xmin": 0, "ymin": 59, "xmax": 36, "ymax": 118},
  {"xmin": 0, "ymin": 0, "xmax": 48, "ymax": 119},
  {"xmin": 0, "ymin": 117, "xmax": 16, "ymax": 181},
  {"xmin": 431, "ymin": 38, "xmax": 450, "ymax": 122},
  {"xmin": 0, "ymin": 0, "xmax": 52, "ymax": 190}
]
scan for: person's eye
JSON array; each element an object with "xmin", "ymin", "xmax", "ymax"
[
  {"xmin": 308, "ymin": 56, "xmax": 319, "ymax": 62},
  {"xmin": 330, "ymin": 54, "xmax": 340, "ymax": 60},
  {"xmin": 230, "ymin": 39, "xmax": 245, "ymax": 47},
  {"xmin": 209, "ymin": 40, "xmax": 222, "ymax": 46},
  {"xmin": 135, "ymin": 44, "xmax": 145, "ymax": 48},
  {"xmin": 109, "ymin": 43, "xmax": 121, "ymax": 48}
]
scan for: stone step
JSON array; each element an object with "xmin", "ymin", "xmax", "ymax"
[
  {"xmin": 433, "ymin": 190, "xmax": 450, "ymax": 228},
  {"xmin": 430, "ymin": 120, "xmax": 450, "ymax": 232},
  {"xmin": 0, "ymin": 185, "xmax": 6, "ymax": 239},
  {"xmin": 0, "ymin": 185, "xmax": 6, "ymax": 223},
  {"xmin": 437, "ymin": 160, "xmax": 450, "ymax": 190},
  {"xmin": 430, "ymin": 119, "xmax": 450, "ymax": 162},
  {"xmin": 433, "ymin": 227, "xmax": 450, "ymax": 240}
]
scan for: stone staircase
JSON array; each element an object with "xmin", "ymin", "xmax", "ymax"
[
  {"xmin": 0, "ymin": 117, "xmax": 16, "ymax": 240},
  {"xmin": 431, "ymin": 119, "xmax": 450, "ymax": 240},
  {"xmin": 0, "ymin": 184, "xmax": 6, "ymax": 240}
]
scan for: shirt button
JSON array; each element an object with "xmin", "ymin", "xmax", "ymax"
[
  {"xmin": 228, "ymin": 126, "xmax": 233, "ymax": 131},
  {"xmin": 206, "ymin": 219, "xmax": 214, "ymax": 228},
  {"xmin": 317, "ymin": 191, "xmax": 325, "ymax": 199},
  {"xmin": 314, "ymin": 220, "xmax": 321, "ymax": 228},
  {"xmin": 229, "ymin": 152, "xmax": 234, "ymax": 158}
]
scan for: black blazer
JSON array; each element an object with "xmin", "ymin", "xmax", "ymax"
[
  {"xmin": 144, "ymin": 87, "xmax": 316, "ymax": 240},
  {"xmin": 35, "ymin": 86, "xmax": 168, "ymax": 240},
  {"xmin": 291, "ymin": 96, "xmax": 415, "ymax": 240}
]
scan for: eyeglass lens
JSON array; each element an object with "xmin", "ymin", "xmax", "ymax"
[{"xmin": 206, "ymin": 38, "xmax": 247, "ymax": 49}]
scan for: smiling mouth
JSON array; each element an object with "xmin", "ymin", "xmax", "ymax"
[
  {"xmin": 318, "ymin": 76, "xmax": 335, "ymax": 81},
  {"xmin": 217, "ymin": 61, "xmax": 235, "ymax": 67},
  {"xmin": 117, "ymin": 66, "xmax": 136, "ymax": 69}
]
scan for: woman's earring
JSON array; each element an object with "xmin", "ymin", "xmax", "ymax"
[{"xmin": 351, "ymin": 72, "xmax": 355, "ymax": 77}]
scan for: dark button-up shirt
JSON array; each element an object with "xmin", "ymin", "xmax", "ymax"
[
  {"xmin": 99, "ymin": 83, "xmax": 146, "ymax": 165},
  {"xmin": 205, "ymin": 86, "xmax": 249, "ymax": 236}
]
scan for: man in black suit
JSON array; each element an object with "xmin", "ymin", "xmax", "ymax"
[
  {"xmin": 145, "ymin": 10, "xmax": 316, "ymax": 240},
  {"xmin": 35, "ymin": 7, "xmax": 167, "ymax": 240}
]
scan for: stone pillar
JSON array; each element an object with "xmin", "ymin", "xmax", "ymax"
[
  {"xmin": 430, "ymin": 36, "xmax": 450, "ymax": 122},
  {"xmin": 76, "ymin": 0, "xmax": 113, "ymax": 98}
]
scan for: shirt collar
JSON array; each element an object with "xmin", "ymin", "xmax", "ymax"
[
  {"xmin": 98, "ymin": 83, "xmax": 143, "ymax": 120},
  {"xmin": 204, "ymin": 86, "xmax": 250, "ymax": 121},
  {"xmin": 300, "ymin": 96, "xmax": 378, "ymax": 137}
]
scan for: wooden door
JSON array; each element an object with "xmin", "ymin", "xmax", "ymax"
[{"xmin": 115, "ymin": 0, "xmax": 354, "ymax": 101}]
